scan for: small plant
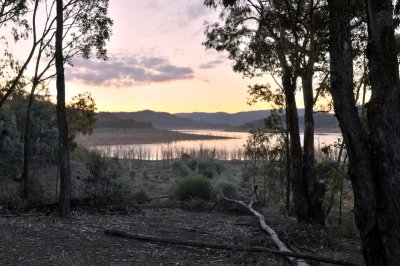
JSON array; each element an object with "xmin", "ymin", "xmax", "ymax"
[
  {"xmin": 175, "ymin": 175, "xmax": 212, "ymax": 200},
  {"xmin": 185, "ymin": 157, "xmax": 224, "ymax": 178},
  {"xmin": 172, "ymin": 161, "xmax": 192, "ymax": 177},
  {"xmin": 129, "ymin": 170, "xmax": 136, "ymax": 179},
  {"xmin": 214, "ymin": 180, "xmax": 238, "ymax": 198},
  {"xmin": 142, "ymin": 170, "xmax": 150, "ymax": 179},
  {"xmin": 132, "ymin": 190, "xmax": 150, "ymax": 204}
]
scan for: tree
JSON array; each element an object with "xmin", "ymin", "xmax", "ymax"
[
  {"xmin": 55, "ymin": 0, "xmax": 70, "ymax": 216},
  {"xmin": 53, "ymin": 0, "xmax": 111, "ymax": 216},
  {"xmin": 15, "ymin": 0, "xmax": 110, "ymax": 203},
  {"xmin": 204, "ymin": 0, "xmax": 329, "ymax": 224},
  {"xmin": 67, "ymin": 92, "xmax": 97, "ymax": 148},
  {"xmin": 327, "ymin": 0, "xmax": 400, "ymax": 264}
]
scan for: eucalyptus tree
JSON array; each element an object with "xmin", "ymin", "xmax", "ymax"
[
  {"xmin": 328, "ymin": 0, "xmax": 400, "ymax": 264},
  {"xmin": 0, "ymin": 0, "xmax": 26, "ymax": 24},
  {"xmin": 204, "ymin": 0, "xmax": 329, "ymax": 224},
  {"xmin": 0, "ymin": 0, "xmax": 29, "ymax": 108},
  {"xmin": 3, "ymin": 0, "xmax": 111, "ymax": 210},
  {"xmin": 54, "ymin": 0, "xmax": 112, "ymax": 216}
]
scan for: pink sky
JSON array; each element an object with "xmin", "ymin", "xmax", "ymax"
[
  {"xmin": 2, "ymin": 0, "xmax": 304, "ymax": 113},
  {"xmin": 63, "ymin": 0, "xmax": 282, "ymax": 113}
]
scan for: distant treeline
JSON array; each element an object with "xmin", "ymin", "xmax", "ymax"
[
  {"xmin": 96, "ymin": 117, "xmax": 153, "ymax": 129},
  {"xmin": 238, "ymin": 112, "xmax": 338, "ymax": 130}
]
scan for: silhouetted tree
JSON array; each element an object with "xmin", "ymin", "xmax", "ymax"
[
  {"xmin": 204, "ymin": 0, "xmax": 329, "ymax": 224},
  {"xmin": 54, "ymin": 0, "xmax": 112, "ymax": 216},
  {"xmin": 328, "ymin": 0, "xmax": 400, "ymax": 264}
]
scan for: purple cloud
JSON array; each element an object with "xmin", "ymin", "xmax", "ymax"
[
  {"xmin": 66, "ymin": 55, "xmax": 195, "ymax": 87},
  {"xmin": 199, "ymin": 59, "xmax": 225, "ymax": 69}
]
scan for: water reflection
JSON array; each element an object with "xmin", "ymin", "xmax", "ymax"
[{"xmin": 89, "ymin": 130, "xmax": 342, "ymax": 160}]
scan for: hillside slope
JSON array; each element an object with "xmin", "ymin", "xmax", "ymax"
[{"xmin": 97, "ymin": 110, "xmax": 228, "ymax": 129}]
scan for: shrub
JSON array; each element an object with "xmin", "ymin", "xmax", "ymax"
[
  {"xmin": 172, "ymin": 161, "xmax": 192, "ymax": 177},
  {"xmin": 214, "ymin": 180, "xmax": 238, "ymax": 198},
  {"xmin": 129, "ymin": 170, "xmax": 136, "ymax": 179},
  {"xmin": 0, "ymin": 110, "xmax": 23, "ymax": 179},
  {"xmin": 83, "ymin": 151, "xmax": 128, "ymax": 210},
  {"xmin": 175, "ymin": 175, "xmax": 212, "ymax": 200},
  {"xmin": 132, "ymin": 190, "xmax": 150, "ymax": 204},
  {"xmin": 185, "ymin": 157, "xmax": 224, "ymax": 178}
]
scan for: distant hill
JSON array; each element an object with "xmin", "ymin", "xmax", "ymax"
[
  {"xmin": 175, "ymin": 110, "xmax": 272, "ymax": 127},
  {"xmin": 97, "ymin": 110, "xmax": 228, "ymax": 129},
  {"xmin": 95, "ymin": 110, "xmax": 337, "ymax": 130},
  {"xmin": 96, "ymin": 113, "xmax": 153, "ymax": 129},
  {"xmin": 236, "ymin": 112, "xmax": 338, "ymax": 129},
  {"xmin": 303, "ymin": 112, "xmax": 339, "ymax": 129}
]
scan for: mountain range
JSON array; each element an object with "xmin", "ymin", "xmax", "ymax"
[{"xmin": 96, "ymin": 109, "xmax": 338, "ymax": 130}]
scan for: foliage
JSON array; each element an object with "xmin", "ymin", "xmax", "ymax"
[
  {"xmin": 67, "ymin": 92, "xmax": 97, "ymax": 148},
  {"xmin": 173, "ymin": 155, "xmax": 225, "ymax": 179},
  {"xmin": 0, "ymin": 108, "xmax": 23, "ymax": 179},
  {"xmin": 185, "ymin": 157, "xmax": 224, "ymax": 178},
  {"xmin": 85, "ymin": 151, "xmax": 123, "ymax": 181},
  {"xmin": 315, "ymin": 160, "xmax": 342, "ymax": 217},
  {"xmin": 28, "ymin": 96, "xmax": 58, "ymax": 164},
  {"xmin": 132, "ymin": 190, "xmax": 150, "ymax": 204},
  {"xmin": 175, "ymin": 175, "xmax": 212, "ymax": 201},
  {"xmin": 83, "ymin": 150, "xmax": 128, "ymax": 210},
  {"xmin": 242, "ymin": 111, "xmax": 288, "ymax": 205},
  {"xmin": 172, "ymin": 160, "xmax": 192, "ymax": 177},
  {"xmin": 213, "ymin": 179, "xmax": 238, "ymax": 198}
]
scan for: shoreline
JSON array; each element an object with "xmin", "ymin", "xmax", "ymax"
[
  {"xmin": 76, "ymin": 128, "xmax": 233, "ymax": 146},
  {"xmin": 224, "ymin": 127, "xmax": 342, "ymax": 134},
  {"xmin": 76, "ymin": 127, "xmax": 342, "ymax": 146}
]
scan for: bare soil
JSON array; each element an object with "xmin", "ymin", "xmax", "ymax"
[{"xmin": 0, "ymin": 202, "xmax": 363, "ymax": 266}]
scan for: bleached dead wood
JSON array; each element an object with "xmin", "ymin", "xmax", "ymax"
[
  {"xmin": 104, "ymin": 229, "xmax": 357, "ymax": 266},
  {"xmin": 220, "ymin": 193, "xmax": 308, "ymax": 266}
]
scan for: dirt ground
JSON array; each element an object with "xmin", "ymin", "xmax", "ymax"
[{"xmin": 0, "ymin": 202, "xmax": 363, "ymax": 266}]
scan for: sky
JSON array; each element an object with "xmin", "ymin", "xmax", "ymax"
[{"xmin": 61, "ymin": 0, "xmax": 280, "ymax": 113}]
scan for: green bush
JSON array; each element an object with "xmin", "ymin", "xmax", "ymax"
[
  {"xmin": 132, "ymin": 190, "xmax": 150, "ymax": 204},
  {"xmin": 175, "ymin": 175, "xmax": 212, "ymax": 200},
  {"xmin": 83, "ymin": 151, "xmax": 127, "ymax": 210},
  {"xmin": 185, "ymin": 157, "xmax": 224, "ymax": 178},
  {"xmin": 0, "ymin": 110, "xmax": 23, "ymax": 179},
  {"xmin": 85, "ymin": 151, "xmax": 123, "ymax": 181},
  {"xmin": 172, "ymin": 161, "xmax": 192, "ymax": 176},
  {"xmin": 214, "ymin": 180, "xmax": 238, "ymax": 198}
]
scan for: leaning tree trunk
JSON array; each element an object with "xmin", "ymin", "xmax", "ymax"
[
  {"xmin": 364, "ymin": 0, "xmax": 400, "ymax": 264},
  {"xmin": 282, "ymin": 71, "xmax": 311, "ymax": 222},
  {"xmin": 301, "ymin": 71, "xmax": 325, "ymax": 225},
  {"xmin": 327, "ymin": 0, "xmax": 387, "ymax": 265},
  {"xmin": 55, "ymin": 0, "xmax": 71, "ymax": 217}
]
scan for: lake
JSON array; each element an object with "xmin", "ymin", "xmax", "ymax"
[{"xmin": 89, "ymin": 129, "xmax": 343, "ymax": 160}]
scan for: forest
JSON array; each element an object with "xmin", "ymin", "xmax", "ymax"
[{"xmin": 1, "ymin": 0, "xmax": 400, "ymax": 265}]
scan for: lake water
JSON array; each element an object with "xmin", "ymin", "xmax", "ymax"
[{"xmin": 90, "ymin": 129, "xmax": 342, "ymax": 160}]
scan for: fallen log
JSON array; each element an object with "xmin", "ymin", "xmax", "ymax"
[
  {"xmin": 144, "ymin": 196, "xmax": 175, "ymax": 202},
  {"xmin": 220, "ymin": 193, "xmax": 308, "ymax": 266},
  {"xmin": 104, "ymin": 229, "xmax": 357, "ymax": 266}
]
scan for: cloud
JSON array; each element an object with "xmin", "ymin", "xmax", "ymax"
[
  {"xmin": 157, "ymin": 1, "xmax": 211, "ymax": 33},
  {"xmin": 199, "ymin": 59, "xmax": 225, "ymax": 69},
  {"xmin": 186, "ymin": 2, "xmax": 209, "ymax": 21},
  {"xmin": 66, "ymin": 55, "xmax": 195, "ymax": 87}
]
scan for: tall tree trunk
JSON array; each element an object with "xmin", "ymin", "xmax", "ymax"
[
  {"xmin": 282, "ymin": 71, "xmax": 311, "ymax": 222},
  {"xmin": 285, "ymin": 113, "xmax": 291, "ymax": 213},
  {"xmin": 364, "ymin": 0, "xmax": 400, "ymax": 264},
  {"xmin": 328, "ymin": 0, "xmax": 386, "ymax": 265},
  {"xmin": 301, "ymin": 72, "xmax": 325, "ymax": 225},
  {"xmin": 21, "ymin": 80, "xmax": 39, "ymax": 201},
  {"xmin": 56, "ymin": 0, "xmax": 71, "ymax": 217}
]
